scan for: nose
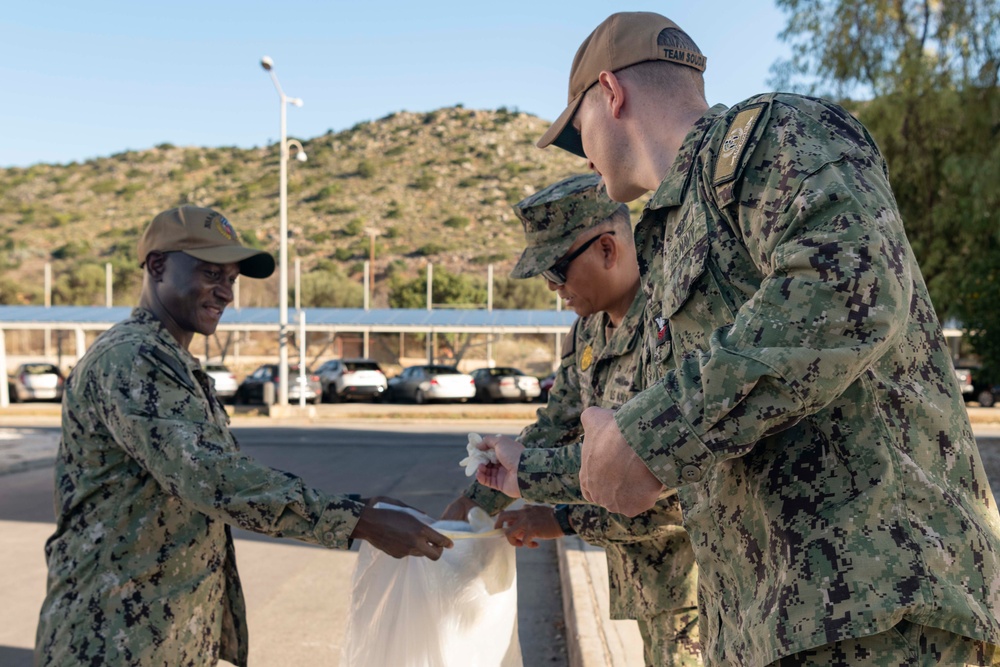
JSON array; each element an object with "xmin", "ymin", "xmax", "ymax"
[
  {"xmin": 588, "ymin": 160, "xmax": 597, "ymax": 173},
  {"xmin": 216, "ymin": 280, "xmax": 235, "ymax": 304}
]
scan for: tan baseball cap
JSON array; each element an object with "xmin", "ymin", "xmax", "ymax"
[
  {"xmin": 537, "ymin": 12, "xmax": 706, "ymax": 157},
  {"xmin": 138, "ymin": 206, "xmax": 275, "ymax": 279},
  {"xmin": 510, "ymin": 174, "xmax": 623, "ymax": 280}
]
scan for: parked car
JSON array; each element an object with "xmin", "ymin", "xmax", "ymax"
[
  {"xmin": 955, "ymin": 367, "xmax": 975, "ymax": 396},
  {"xmin": 538, "ymin": 373, "xmax": 556, "ymax": 403},
  {"xmin": 386, "ymin": 365, "xmax": 476, "ymax": 404},
  {"xmin": 470, "ymin": 366, "xmax": 541, "ymax": 403},
  {"xmin": 235, "ymin": 363, "xmax": 321, "ymax": 404},
  {"xmin": 7, "ymin": 362, "xmax": 65, "ymax": 402},
  {"xmin": 316, "ymin": 358, "xmax": 388, "ymax": 402},
  {"xmin": 956, "ymin": 366, "xmax": 1000, "ymax": 408},
  {"xmin": 204, "ymin": 363, "xmax": 239, "ymax": 402}
]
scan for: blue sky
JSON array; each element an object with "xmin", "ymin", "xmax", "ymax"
[{"xmin": 0, "ymin": 1, "xmax": 793, "ymax": 168}]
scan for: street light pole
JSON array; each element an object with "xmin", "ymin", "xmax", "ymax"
[{"xmin": 261, "ymin": 56, "xmax": 305, "ymax": 406}]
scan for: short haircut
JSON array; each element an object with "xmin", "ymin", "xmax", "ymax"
[{"xmin": 594, "ymin": 204, "xmax": 634, "ymax": 246}]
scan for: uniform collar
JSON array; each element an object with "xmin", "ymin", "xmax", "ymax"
[
  {"xmin": 601, "ymin": 288, "xmax": 646, "ymax": 359},
  {"xmin": 129, "ymin": 307, "xmax": 201, "ymax": 372},
  {"xmin": 647, "ymin": 104, "xmax": 728, "ymax": 211}
]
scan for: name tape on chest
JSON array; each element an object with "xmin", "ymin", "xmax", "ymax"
[{"xmin": 714, "ymin": 103, "xmax": 766, "ymax": 186}]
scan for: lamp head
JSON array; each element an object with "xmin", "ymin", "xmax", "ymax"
[
  {"xmin": 295, "ymin": 151, "xmax": 308, "ymax": 163},
  {"xmin": 260, "ymin": 56, "xmax": 273, "ymax": 71}
]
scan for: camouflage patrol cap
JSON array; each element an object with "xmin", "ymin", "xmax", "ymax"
[
  {"xmin": 510, "ymin": 174, "xmax": 621, "ymax": 280},
  {"xmin": 538, "ymin": 12, "xmax": 706, "ymax": 157},
  {"xmin": 138, "ymin": 206, "xmax": 275, "ymax": 278}
]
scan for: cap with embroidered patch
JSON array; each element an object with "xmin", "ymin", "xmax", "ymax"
[
  {"xmin": 138, "ymin": 206, "xmax": 275, "ymax": 279},
  {"xmin": 510, "ymin": 174, "xmax": 623, "ymax": 280},
  {"xmin": 537, "ymin": 12, "xmax": 706, "ymax": 157}
]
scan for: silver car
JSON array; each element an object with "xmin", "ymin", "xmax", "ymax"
[
  {"xmin": 235, "ymin": 363, "xmax": 322, "ymax": 405},
  {"xmin": 8, "ymin": 362, "xmax": 65, "ymax": 402},
  {"xmin": 471, "ymin": 366, "xmax": 542, "ymax": 403},
  {"xmin": 387, "ymin": 365, "xmax": 476, "ymax": 404}
]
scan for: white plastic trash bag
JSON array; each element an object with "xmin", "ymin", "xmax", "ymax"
[{"xmin": 340, "ymin": 505, "xmax": 522, "ymax": 667}]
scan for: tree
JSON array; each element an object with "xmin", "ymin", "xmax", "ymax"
[
  {"xmin": 53, "ymin": 263, "xmax": 106, "ymax": 305},
  {"xmin": 771, "ymin": 0, "xmax": 999, "ymax": 97},
  {"xmin": 772, "ymin": 0, "xmax": 1000, "ymax": 372},
  {"xmin": 388, "ymin": 268, "xmax": 486, "ymax": 309},
  {"xmin": 492, "ymin": 277, "xmax": 556, "ymax": 310},
  {"xmin": 300, "ymin": 263, "xmax": 365, "ymax": 307}
]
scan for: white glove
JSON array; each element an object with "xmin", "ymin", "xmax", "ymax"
[{"xmin": 458, "ymin": 432, "xmax": 497, "ymax": 477}]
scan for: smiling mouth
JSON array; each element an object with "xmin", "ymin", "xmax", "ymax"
[{"xmin": 204, "ymin": 304, "xmax": 225, "ymax": 318}]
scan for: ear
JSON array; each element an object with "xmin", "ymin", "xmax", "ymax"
[
  {"xmin": 596, "ymin": 70, "xmax": 626, "ymax": 119},
  {"xmin": 145, "ymin": 251, "xmax": 168, "ymax": 282},
  {"xmin": 599, "ymin": 234, "xmax": 619, "ymax": 269}
]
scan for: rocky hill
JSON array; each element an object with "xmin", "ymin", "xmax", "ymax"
[{"xmin": 0, "ymin": 106, "xmax": 621, "ymax": 308}]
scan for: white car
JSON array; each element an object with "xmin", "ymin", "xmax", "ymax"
[
  {"xmin": 8, "ymin": 362, "xmax": 65, "ymax": 402},
  {"xmin": 316, "ymin": 358, "xmax": 388, "ymax": 402},
  {"xmin": 387, "ymin": 365, "xmax": 476, "ymax": 404},
  {"xmin": 205, "ymin": 363, "xmax": 239, "ymax": 402}
]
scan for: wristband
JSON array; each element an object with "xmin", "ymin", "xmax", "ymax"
[{"xmin": 554, "ymin": 504, "xmax": 576, "ymax": 535}]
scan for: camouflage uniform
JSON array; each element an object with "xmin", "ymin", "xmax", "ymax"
[
  {"xmin": 468, "ymin": 174, "xmax": 701, "ymax": 666},
  {"xmin": 35, "ymin": 309, "xmax": 365, "ymax": 667},
  {"xmin": 610, "ymin": 94, "xmax": 1000, "ymax": 665}
]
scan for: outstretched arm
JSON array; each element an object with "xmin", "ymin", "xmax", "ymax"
[{"xmin": 351, "ymin": 498, "xmax": 453, "ymax": 559}]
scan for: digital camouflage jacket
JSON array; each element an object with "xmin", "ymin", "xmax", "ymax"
[
  {"xmin": 467, "ymin": 291, "xmax": 698, "ymax": 620},
  {"xmin": 35, "ymin": 309, "xmax": 364, "ymax": 667},
  {"xmin": 612, "ymin": 95, "xmax": 1000, "ymax": 665}
]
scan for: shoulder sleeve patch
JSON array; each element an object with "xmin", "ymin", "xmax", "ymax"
[
  {"xmin": 714, "ymin": 102, "xmax": 767, "ymax": 186},
  {"xmin": 561, "ymin": 318, "xmax": 580, "ymax": 362}
]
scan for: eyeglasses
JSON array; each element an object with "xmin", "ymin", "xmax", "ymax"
[{"xmin": 541, "ymin": 231, "xmax": 615, "ymax": 285}]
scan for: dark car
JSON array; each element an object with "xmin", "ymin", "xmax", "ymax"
[
  {"xmin": 235, "ymin": 363, "xmax": 321, "ymax": 405},
  {"xmin": 8, "ymin": 362, "xmax": 65, "ymax": 402},
  {"xmin": 470, "ymin": 366, "xmax": 541, "ymax": 403},
  {"xmin": 386, "ymin": 365, "xmax": 476, "ymax": 404},
  {"xmin": 956, "ymin": 366, "xmax": 1000, "ymax": 408},
  {"xmin": 972, "ymin": 368, "xmax": 1000, "ymax": 408}
]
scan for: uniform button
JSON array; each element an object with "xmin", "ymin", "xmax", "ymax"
[
  {"xmin": 323, "ymin": 531, "xmax": 335, "ymax": 542},
  {"xmin": 681, "ymin": 465, "xmax": 702, "ymax": 482}
]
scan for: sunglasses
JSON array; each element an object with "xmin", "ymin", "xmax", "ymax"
[{"xmin": 541, "ymin": 231, "xmax": 615, "ymax": 285}]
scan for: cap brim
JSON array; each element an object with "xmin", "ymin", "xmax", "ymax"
[
  {"xmin": 509, "ymin": 236, "xmax": 577, "ymax": 280},
  {"xmin": 536, "ymin": 92, "xmax": 586, "ymax": 158},
  {"xmin": 183, "ymin": 246, "xmax": 276, "ymax": 279}
]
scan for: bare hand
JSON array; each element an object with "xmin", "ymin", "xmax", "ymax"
[
  {"xmin": 350, "ymin": 498, "xmax": 453, "ymax": 559},
  {"xmin": 440, "ymin": 495, "xmax": 481, "ymax": 521},
  {"xmin": 474, "ymin": 434, "xmax": 525, "ymax": 499},
  {"xmin": 580, "ymin": 407, "xmax": 664, "ymax": 517},
  {"xmin": 495, "ymin": 505, "xmax": 564, "ymax": 548}
]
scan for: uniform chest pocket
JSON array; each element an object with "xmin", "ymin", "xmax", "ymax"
[{"xmin": 658, "ymin": 212, "xmax": 739, "ymax": 359}]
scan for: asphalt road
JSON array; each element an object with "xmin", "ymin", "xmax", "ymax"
[{"xmin": 0, "ymin": 422, "xmax": 569, "ymax": 667}]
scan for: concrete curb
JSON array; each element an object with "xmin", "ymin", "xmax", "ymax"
[
  {"xmin": 557, "ymin": 537, "xmax": 644, "ymax": 667},
  {"xmin": 0, "ymin": 455, "xmax": 56, "ymax": 477},
  {"xmin": 0, "ymin": 427, "xmax": 60, "ymax": 477}
]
